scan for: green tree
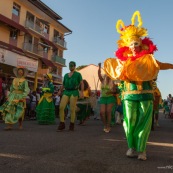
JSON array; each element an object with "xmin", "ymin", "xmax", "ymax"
[{"xmin": 76, "ymin": 65, "xmax": 87, "ymax": 71}]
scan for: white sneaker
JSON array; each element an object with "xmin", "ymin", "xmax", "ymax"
[
  {"xmin": 126, "ymin": 148, "xmax": 136, "ymax": 157},
  {"xmin": 138, "ymin": 152, "xmax": 147, "ymax": 161}
]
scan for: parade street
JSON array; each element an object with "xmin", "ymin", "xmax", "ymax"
[{"xmin": 0, "ymin": 112, "xmax": 173, "ymax": 173}]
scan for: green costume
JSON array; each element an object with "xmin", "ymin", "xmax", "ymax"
[
  {"xmin": 0, "ymin": 77, "xmax": 30, "ymax": 124},
  {"xmin": 63, "ymin": 71, "xmax": 82, "ymax": 97},
  {"xmin": 120, "ymin": 81, "xmax": 153, "ymax": 152},
  {"xmin": 59, "ymin": 71, "xmax": 82, "ymax": 123},
  {"xmin": 36, "ymin": 81, "xmax": 55, "ymax": 125}
]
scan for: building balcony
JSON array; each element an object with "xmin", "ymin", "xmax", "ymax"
[
  {"xmin": 23, "ymin": 42, "xmax": 43, "ymax": 57},
  {"xmin": 53, "ymin": 37, "xmax": 67, "ymax": 49},
  {"xmin": 25, "ymin": 20, "xmax": 44, "ymax": 36},
  {"xmin": 51, "ymin": 55, "xmax": 66, "ymax": 66}
]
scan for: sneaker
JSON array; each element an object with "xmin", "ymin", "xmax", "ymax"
[
  {"xmin": 57, "ymin": 122, "xmax": 65, "ymax": 131},
  {"xmin": 138, "ymin": 152, "xmax": 147, "ymax": 161},
  {"xmin": 126, "ymin": 148, "xmax": 136, "ymax": 158}
]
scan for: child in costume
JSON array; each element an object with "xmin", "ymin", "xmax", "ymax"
[
  {"xmin": 103, "ymin": 11, "xmax": 173, "ymax": 160},
  {"xmin": 0, "ymin": 67, "xmax": 30, "ymax": 130},
  {"xmin": 36, "ymin": 73, "xmax": 55, "ymax": 125}
]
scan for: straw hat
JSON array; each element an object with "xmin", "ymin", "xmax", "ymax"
[{"xmin": 13, "ymin": 66, "xmax": 28, "ymax": 77}]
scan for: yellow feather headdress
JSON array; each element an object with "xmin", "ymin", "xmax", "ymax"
[
  {"xmin": 116, "ymin": 11, "xmax": 148, "ymax": 47},
  {"xmin": 46, "ymin": 73, "xmax": 53, "ymax": 82}
]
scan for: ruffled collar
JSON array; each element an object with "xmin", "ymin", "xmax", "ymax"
[{"xmin": 115, "ymin": 37, "xmax": 158, "ymax": 61}]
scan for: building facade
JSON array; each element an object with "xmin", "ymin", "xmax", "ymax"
[
  {"xmin": 0, "ymin": 0, "xmax": 72, "ymax": 90},
  {"xmin": 77, "ymin": 64, "xmax": 105, "ymax": 92}
]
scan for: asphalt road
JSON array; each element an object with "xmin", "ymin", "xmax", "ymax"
[{"xmin": 0, "ymin": 112, "xmax": 173, "ymax": 173}]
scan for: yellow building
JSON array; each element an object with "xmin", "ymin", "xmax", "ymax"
[{"xmin": 0, "ymin": 0, "xmax": 72, "ymax": 90}]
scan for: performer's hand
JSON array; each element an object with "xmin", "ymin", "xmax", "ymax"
[
  {"xmin": 98, "ymin": 63, "xmax": 101, "ymax": 68},
  {"xmin": 12, "ymin": 99, "xmax": 19, "ymax": 104},
  {"xmin": 19, "ymin": 99, "xmax": 25, "ymax": 102}
]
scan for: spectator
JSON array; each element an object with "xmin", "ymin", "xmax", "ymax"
[{"xmin": 54, "ymin": 91, "xmax": 61, "ymax": 118}]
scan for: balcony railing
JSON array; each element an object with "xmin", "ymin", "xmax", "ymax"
[
  {"xmin": 25, "ymin": 20, "xmax": 43, "ymax": 35},
  {"xmin": 23, "ymin": 42, "xmax": 43, "ymax": 56},
  {"xmin": 53, "ymin": 37, "xmax": 67, "ymax": 49},
  {"xmin": 52, "ymin": 55, "xmax": 66, "ymax": 66}
]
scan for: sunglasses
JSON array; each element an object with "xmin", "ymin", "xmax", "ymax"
[{"xmin": 69, "ymin": 65, "xmax": 74, "ymax": 67}]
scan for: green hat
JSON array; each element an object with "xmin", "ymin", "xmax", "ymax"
[{"xmin": 69, "ymin": 61, "xmax": 76, "ymax": 67}]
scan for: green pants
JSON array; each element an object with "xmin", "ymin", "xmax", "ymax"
[{"xmin": 123, "ymin": 100, "xmax": 153, "ymax": 152}]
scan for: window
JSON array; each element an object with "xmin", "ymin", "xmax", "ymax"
[
  {"xmin": 10, "ymin": 30, "xmax": 18, "ymax": 40},
  {"xmin": 44, "ymin": 25, "xmax": 49, "ymax": 34},
  {"xmin": 43, "ymin": 47, "xmax": 48, "ymax": 53},
  {"xmin": 53, "ymin": 49, "xmax": 58, "ymax": 56},
  {"xmin": 54, "ymin": 30, "xmax": 59, "ymax": 38},
  {"xmin": 12, "ymin": 3, "xmax": 20, "ymax": 16}
]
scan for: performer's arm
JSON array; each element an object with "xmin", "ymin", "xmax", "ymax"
[
  {"xmin": 156, "ymin": 60, "xmax": 173, "ymax": 70},
  {"xmin": 98, "ymin": 63, "xmax": 104, "ymax": 82}
]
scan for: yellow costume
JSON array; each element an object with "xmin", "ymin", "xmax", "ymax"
[{"xmin": 103, "ymin": 11, "xmax": 173, "ymax": 160}]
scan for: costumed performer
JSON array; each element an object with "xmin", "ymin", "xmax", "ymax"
[
  {"xmin": 0, "ymin": 66, "xmax": 30, "ymax": 130},
  {"xmin": 76, "ymin": 79, "xmax": 92, "ymax": 125},
  {"xmin": 103, "ymin": 11, "xmax": 173, "ymax": 160},
  {"xmin": 57, "ymin": 61, "xmax": 84, "ymax": 131},
  {"xmin": 36, "ymin": 73, "xmax": 55, "ymax": 124}
]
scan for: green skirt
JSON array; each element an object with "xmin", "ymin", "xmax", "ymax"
[
  {"xmin": 76, "ymin": 103, "xmax": 91, "ymax": 122},
  {"xmin": 36, "ymin": 98, "xmax": 55, "ymax": 125}
]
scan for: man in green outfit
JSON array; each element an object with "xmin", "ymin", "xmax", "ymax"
[{"xmin": 57, "ymin": 61, "xmax": 84, "ymax": 131}]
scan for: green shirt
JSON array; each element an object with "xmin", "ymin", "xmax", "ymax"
[
  {"xmin": 63, "ymin": 71, "xmax": 82, "ymax": 97},
  {"xmin": 101, "ymin": 84, "xmax": 113, "ymax": 97}
]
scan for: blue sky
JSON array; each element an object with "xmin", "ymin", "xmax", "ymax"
[{"xmin": 42, "ymin": 0, "xmax": 173, "ymax": 99}]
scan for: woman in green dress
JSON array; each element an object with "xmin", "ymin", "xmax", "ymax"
[
  {"xmin": 0, "ymin": 67, "xmax": 30, "ymax": 130},
  {"xmin": 36, "ymin": 73, "xmax": 55, "ymax": 125}
]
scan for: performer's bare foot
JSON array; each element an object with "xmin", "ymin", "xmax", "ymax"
[
  {"xmin": 18, "ymin": 126, "xmax": 23, "ymax": 130},
  {"xmin": 4, "ymin": 124, "xmax": 13, "ymax": 130}
]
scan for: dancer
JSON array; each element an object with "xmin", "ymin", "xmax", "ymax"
[
  {"xmin": 77, "ymin": 79, "xmax": 91, "ymax": 125},
  {"xmin": 98, "ymin": 63, "xmax": 117, "ymax": 133},
  {"xmin": 151, "ymin": 79, "xmax": 162, "ymax": 130},
  {"xmin": 36, "ymin": 73, "xmax": 55, "ymax": 124},
  {"xmin": 103, "ymin": 11, "xmax": 173, "ymax": 160},
  {"xmin": 0, "ymin": 66, "xmax": 30, "ymax": 130},
  {"xmin": 57, "ymin": 61, "xmax": 83, "ymax": 131}
]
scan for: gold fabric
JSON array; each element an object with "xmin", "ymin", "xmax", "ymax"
[
  {"xmin": 104, "ymin": 55, "xmax": 160, "ymax": 81},
  {"xmin": 38, "ymin": 93, "xmax": 53, "ymax": 104}
]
